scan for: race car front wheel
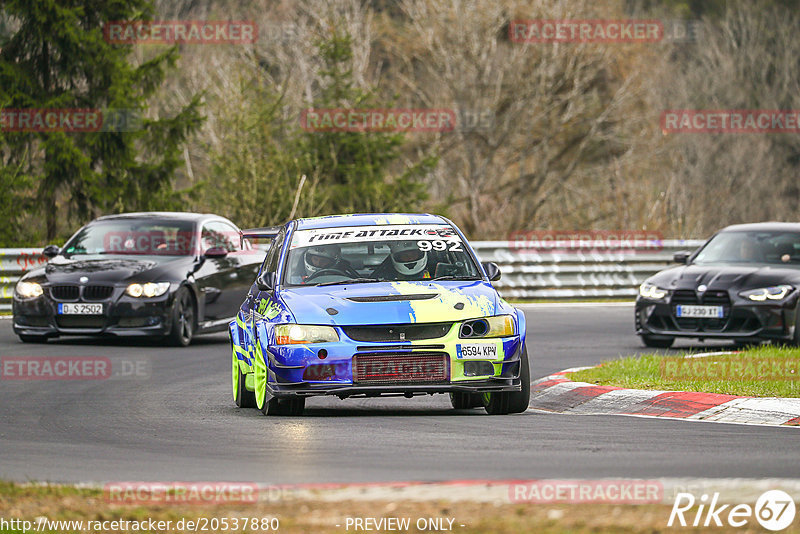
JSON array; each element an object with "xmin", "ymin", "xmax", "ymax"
[
  {"xmin": 232, "ymin": 347, "xmax": 256, "ymax": 408},
  {"xmin": 483, "ymin": 346, "xmax": 531, "ymax": 415},
  {"xmin": 449, "ymin": 392, "xmax": 482, "ymax": 409},
  {"xmin": 253, "ymin": 343, "xmax": 305, "ymax": 416}
]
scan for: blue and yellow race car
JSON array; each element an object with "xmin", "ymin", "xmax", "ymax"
[{"xmin": 229, "ymin": 213, "xmax": 530, "ymax": 415}]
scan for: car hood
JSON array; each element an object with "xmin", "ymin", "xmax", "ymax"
[
  {"xmin": 648, "ymin": 263, "xmax": 800, "ymax": 292},
  {"xmin": 279, "ymin": 280, "xmax": 501, "ymax": 326},
  {"xmin": 26, "ymin": 254, "xmax": 196, "ymax": 285}
]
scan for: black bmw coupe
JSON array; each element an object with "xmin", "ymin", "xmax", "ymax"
[
  {"xmin": 12, "ymin": 212, "xmax": 262, "ymax": 346},
  {"xmin": 636, "ymin": 222, "xmax": 800, "ymax": 348}
]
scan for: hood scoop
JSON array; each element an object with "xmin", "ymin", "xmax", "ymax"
[{"xmin": 346, "ymin": 293, "xmax": 438, "ymax": 303}]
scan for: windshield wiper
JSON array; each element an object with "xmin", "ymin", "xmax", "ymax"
[
  {"xmin": 316, "ymin": 277, "xmax": 383, "ymax": 287},
  {"xmin": 431, "ymin": 275, "xmax": 481, "ymax": 281}
]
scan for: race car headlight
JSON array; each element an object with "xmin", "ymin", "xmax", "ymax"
[
  {"xmin": 15, "ymin": 281, "xmax": 43, "ymax": 299},
  {"xmin": 739, "ymin": 285, "xmax": 793, "ymax": 302},
  {"xmin": 639, "ymin": 282, "xmax": 668, "ymax": 300},
  {"xmin": 125, "ymin": 282, "xmax": 170, "ymax": 298},
  {"xmin": 460, "ymin": 315, "xmax": 516, "ymax": 338},
  {"xmin": 275, "ymin": 324, "xmax": 339, "ymax": 345}
]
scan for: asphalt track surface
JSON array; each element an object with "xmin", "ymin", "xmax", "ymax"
[{"xmin": 1, "ymin": 304, "xmax": 798, "ymax": 485}]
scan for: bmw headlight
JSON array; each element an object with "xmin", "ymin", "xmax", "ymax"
[
  {"xmin": 459, "ymin": 315, "xmax": 516, "ymax": 338},
  {"xmin": 275, "ymin": 324, "xmax": 339, "ymax": 344},
  {"xmin": 125, "ymin": 282, "xmax": 171, "ymax": 298},
  {"xmin": 739, "ymin": 285, "xmax": 793, "ymax": 301},
  {"xmin": 15, "ymin": 281, "xmax": 43, "ymax": 299},
  {"xmin": 639, "ymin": 282, "xmax": 668, "ymax": 300}
]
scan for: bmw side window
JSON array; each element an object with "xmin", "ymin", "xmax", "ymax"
[{"xmin": 201, "ymin": 221, "xmax": 239, "ymax": 253}]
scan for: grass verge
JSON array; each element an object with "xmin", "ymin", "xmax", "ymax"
[{"xmin": 569, "ymin": 345, "xmax": 800, "ymax": 397}]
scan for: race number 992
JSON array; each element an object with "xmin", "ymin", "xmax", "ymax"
[{"xmin": 417, "ymin": 240, "xmax": 462, "ymax": 252}]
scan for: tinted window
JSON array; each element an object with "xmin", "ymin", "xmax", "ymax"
[
  {"xmin": 693, "ymin": 231, "xmax": 800, "ymax": 265},
  {"xmin": 283, "ymin": 224, "xmax": 480, "ymax": 286},
  {"xmin": 201, "ymin": 220, "xmax": 240, "ymax": 252},
  {"xmin": 264, "ymin": 228, "xmax": 286, "ymax": 274},
  {"xmin": 62, "ymin": 219, "xmax": 196, "ymax": 256}
]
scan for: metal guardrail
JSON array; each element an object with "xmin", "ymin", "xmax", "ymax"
[
  {"xmin": 470, "ymin": 239, "xmax": 705, "ymax": 299},
  {"xmin": 0, "ymin": 240, "xmax": 706, "ymax": 311}
]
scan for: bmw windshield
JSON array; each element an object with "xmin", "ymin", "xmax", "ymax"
[
  {"xmin": 283, "ymin": 224, "xmax": 482, "ymax": 286},
  {"xmin": 693, "ymin": 230, "xmax": 800, "ymax": 266},
  {"xmin": 61, "ymin": 219, "xmax": 197, "ymax": 257}
]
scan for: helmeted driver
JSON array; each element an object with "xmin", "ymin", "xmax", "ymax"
[
  {"xmin": 388, "ymin": 241, "xmax": 431, "ymax": 280},
  {"xmin": 303, "ymin": 245, "xmax": 341, "ymax": 276}
]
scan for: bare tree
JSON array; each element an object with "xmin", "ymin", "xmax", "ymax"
[
  {"xmin": 395, "ymin": 0, "xmax": 646, "ymax": 238},
  {"xmin": 654, "ymin": 2, "xmax": 800, "ymax": 236}
]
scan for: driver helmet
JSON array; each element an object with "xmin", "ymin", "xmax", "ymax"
[
  {"xmin": 390, "ymin": 241, "xmax": 427, "ymax": 276},
  {"xmin": 303, "ymin": 245, "xmax": 340, "ymax": 275}
]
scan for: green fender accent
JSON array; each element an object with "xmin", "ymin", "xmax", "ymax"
[
  {"xmin": 257, "ymin": 298, "xmax": 281, "ymax": 319},
  {"xmin": 245, "ymin": 372, "xmax": 255, "ymax": 391}
]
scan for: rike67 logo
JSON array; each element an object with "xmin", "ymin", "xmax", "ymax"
[{"xmin": 669, "ymin": 490, "xmax": 796, "ymax": 531}]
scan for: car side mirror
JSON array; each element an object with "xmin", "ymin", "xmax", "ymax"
[
  {"xmin": 204, "ymin": 247, "xmax": 228, "ymax": 258},
  {"xmin": 673, "ymin": 251, "xmax": 690, "ymax": 264},
  {"xmin": 256, "ymin": 271, "xmax": 276, "ymax": 291},
  {"xmin": 42, "ymin": 245, "xmax": 61, "ymax": 258},
  {"xmin": 482, "ymin": 262, "xmax": 501, "ymax": 281}
]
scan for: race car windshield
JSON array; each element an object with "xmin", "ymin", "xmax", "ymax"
[
  {"xmin": 693, "ymin": 231, "xmax": 800, "ymax": 265},
  {"xmin": 61, "ymin": 219, "xmax": 197, "ymax": 257},
  {"xmin": 283, "ymin": 224, "xmax": 482, "ymax": 286}
]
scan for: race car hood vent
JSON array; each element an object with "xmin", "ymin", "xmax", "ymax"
[{"xmin": 346, "ymin": 293, "xmax": 438, "ymax": 303}]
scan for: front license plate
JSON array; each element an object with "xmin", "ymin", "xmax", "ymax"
[
  {"xmin": 456, "ymin": 343, "xmax": 498, "ymax": 359},
  {"xmin": 675, "ymin": 305, "xmax": 723, "ymax": 318},
  {"xmin": 58, "ymin": 303, "xmax": 103, "ymax": 315}
]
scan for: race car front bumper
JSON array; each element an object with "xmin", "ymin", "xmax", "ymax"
[{"xmin": 268, "ymin": 376, "xmax": 521, "ymax": 399}]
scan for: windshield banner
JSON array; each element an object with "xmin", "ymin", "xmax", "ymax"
[{"xmin": 289, "ymin": 225, "xmax": 460, "ymax": 249}]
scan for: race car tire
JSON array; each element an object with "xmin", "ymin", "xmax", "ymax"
[
  {"xmin": 167, "ymin": 287, "xmax": 195, "ymax": 347},
  {"xmin": 449, "ymin": 392, "xmax": 482, "ymax": 409},
  {"xmin": 283, "ymin": 397, "xmax": 305, "ymax": 416},
  {"xmin": 793, "ymin": 307, "xmax": 800, "ymax": 347},
  {"xmin": 640, "ymin": 334, "xmax": 674, "ymax": 348},
  {"xmin": 253, "ymin": 346, "xmax": 305, "ymax": 416},
  {"xmin": 232, "ymin": 347, "xmax": 256, "ymax": 408},
  {"xmin": 262, "ymin": 396, "xmax": 305, "ymax": 416},
  {"xmin": 18, "ymin": 334, "xmax": 48, "ymax": 343},
  {"xmin": 506, "ymin": 346, "xmax": 531, "ymax": 414},
  {"xmin": 483, "ymin": 346, "xmax": 531, "ymax": 415}
]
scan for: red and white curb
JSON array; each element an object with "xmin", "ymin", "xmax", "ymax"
[{"xmin": 530, "ymin": 366, "xmax": 800, "ymax": 427}]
